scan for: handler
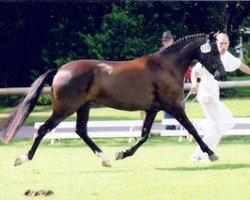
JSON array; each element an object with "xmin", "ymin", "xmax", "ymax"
[{"xmin": 190, "ymin": 32, "xmax": 250, "ymax": 162}]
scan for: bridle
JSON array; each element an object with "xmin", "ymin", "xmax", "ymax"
[
  {"xmin": 213, "ymin": 62, "xmax": 223, "ymax": 78},
  {"xmin": 201, "ymin": 41, "xmax": 224, "ymax": 80}
]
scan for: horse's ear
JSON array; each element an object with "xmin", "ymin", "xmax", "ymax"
[
  {"xmin": 208, "ymin": 31, "xmax": 220, "ymax": 42},
  {"xmin": 214, "ymin": 31, "xmax": 220, "ymax": 37}
]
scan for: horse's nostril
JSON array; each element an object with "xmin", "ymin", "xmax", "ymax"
[{"xmin": 214, "ymin": 76, "xmax": 220, "ymax": 81}]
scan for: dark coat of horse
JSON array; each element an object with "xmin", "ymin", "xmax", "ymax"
[{"xmin": 0, "ymin": 33, "xmax": 226, "ymax": 167}]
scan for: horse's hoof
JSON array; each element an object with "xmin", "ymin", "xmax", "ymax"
[
  {"xmin": 209, "ymin": 154, "xmax": 219, "ymax": 162},
  {"xmin": 14, "ymin": 155, "xmax": 29, "ymax": 166},
  {"xmin": 14, "ymin": 157, "xmax": 22, "ymax": 166},
  {"xmin": 102, "ymin": 160, "xmax": 111, "ymax": 168},
  {"xmin": 115, "ymin": 152, "xmax": 124, "ymax": 160}
]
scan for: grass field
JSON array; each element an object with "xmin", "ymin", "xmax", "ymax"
[
  {"xmin": 1, "ymin": 97, "xmax": 250, "ymax": 125},
  {"xmin": 25, "ymin": 97, "xmax": 250, "ymax": 124},
  {"xmin": 1, "ymin": 137, "xmax": 250, "ymax": 200},
  {"xmin": 0, "ymin": 97, "xmax": 250, "ymax": 199}
]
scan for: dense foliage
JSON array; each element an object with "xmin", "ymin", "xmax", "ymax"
[
  {"xmin": 0, "ymin": 1, "xmax": 249, "ymax": 106},
  {"xmin": 0, "ymin": 1, "xmax": 249, "ymax": 87}
]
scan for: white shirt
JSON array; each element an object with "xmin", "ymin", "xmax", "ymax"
[
  {"xmin": 221, "ymin": 51, "xmax": 241, "ymax": 72},
  {"xmin": 192, "ymin": 51, "xmax": 242, "ymax": 102}
]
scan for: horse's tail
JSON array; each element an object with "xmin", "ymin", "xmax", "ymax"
[{"xmin": 0, "ymin": 69, "xmax": 58, "ymax": 143}]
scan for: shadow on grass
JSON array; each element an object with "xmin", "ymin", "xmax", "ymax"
[
  {"xmin": 155, "ymin": 163, "xmax": 250, "ymax": 171},
  {"xmin": 51, "ymin": 163, "xmax": 250, "ymax": 175}
]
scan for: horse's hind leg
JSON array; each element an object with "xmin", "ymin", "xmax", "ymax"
[
  {"xmin": 76, "ymin": 103, "xmax": 111, "ymax": 167},
  {"xmin": 14, "ymin": 114, "xmax": 67, "ymax": 166},
  {"xmin": 116, "ymin": 110, "xmax": 157, "ymax": 160}
]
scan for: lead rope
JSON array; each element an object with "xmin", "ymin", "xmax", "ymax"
[{"xmin": 181, "ymin": 91, "xmax": 197, "ymax": 104}]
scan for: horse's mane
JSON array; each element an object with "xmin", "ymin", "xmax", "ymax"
[{"xmin": 157, "ymin": 33, "xmax": 207, "ymax": 55}]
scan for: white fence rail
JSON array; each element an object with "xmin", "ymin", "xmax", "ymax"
[
  {"xmin": 34, "ymin": 120, "xmax": 143, "ymax": 144},
  {"xmin": 0, "ymin": 80, "xmax": 250, "ymax": 95},
  {"xmin": 183, "ymin": 80, "xmax": 250, "ymax": 90},
  {"xmin": 161, "ymin": 118, "xmax": 250, "ymax": 138},
  {"xmin": 1, "ymin": 80, "xmax": 249, "ymax": 142},
  {"xmin": 0, "ymin": 87, "xmax": 51, "ymax": 95},
  {"xmin": 34, "ymin": 117, "xmax": 250, "ymax": 144}
]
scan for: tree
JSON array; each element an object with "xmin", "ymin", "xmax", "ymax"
[
  {"xmin": 0, "ymin": 1, "xmax": 249, "ymax": 88},
  {"xmin": 226, "ymin": 1, "xmax": 250, "ymax": 46},
  {"xmin": 82, "ymin": 3, "xmax": 157, "ymax": 61}
]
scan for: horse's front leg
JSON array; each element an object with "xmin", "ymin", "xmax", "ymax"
[
  {"xmin": 173, "ymin": 108, "xmax": 219, "ymax": 161},
  {"xmin": 115, "ymin": 111, "xmax": 157, "ymax": 160}
]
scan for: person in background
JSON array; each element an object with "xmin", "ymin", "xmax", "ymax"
[
  {"xmin": 159, "ymin": 31, "xmax": 175, "ymax": 52},
  {"xmin": 160, "ymin": 31, "xmax": 192, "ymax": 130},
  {"xmin": 159, "ymin": 31, "xmax": 177, "ymax": 129},
  {"xmin": 140, "ymin": 31, "xmax": 191, "ymax": 130},
  {"xmin": 190, "ymin": 32, "xmax": 250, "ymax": 162},
  {"xmin": 140, "ymin": 31, "xmax": 174, "ymax": 121}
]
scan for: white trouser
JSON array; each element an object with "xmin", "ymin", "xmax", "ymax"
[{"xmin": 192, "ymin": 96, "xmax": 235, "ymax": 157}]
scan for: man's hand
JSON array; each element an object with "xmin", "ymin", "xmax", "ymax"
[{"xmin": 239, "ymin": 63, "xmax": 250, "ymax": 75}]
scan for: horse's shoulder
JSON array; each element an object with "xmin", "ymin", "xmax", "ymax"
[{"xmin": 144, "ymin": 56, "xmax": 163, "ymax": 72}]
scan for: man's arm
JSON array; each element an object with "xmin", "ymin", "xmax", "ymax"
[{"xmin": 239, "ymin": 62, "xmax": 250, "ymax": 75}]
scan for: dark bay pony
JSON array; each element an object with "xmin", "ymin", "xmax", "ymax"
[{"xmin": 0, "ymin": 33, "xmax": 226, "ymax": 167}]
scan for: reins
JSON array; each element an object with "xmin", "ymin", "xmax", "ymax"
[{"xmin": 181, "ymin": 91, "xmax": 197, "ymax": 104}]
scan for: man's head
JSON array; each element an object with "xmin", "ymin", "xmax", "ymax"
[
  {"xmin": 161, "ymin": 31, "xmax": 174, "ymax": 47},
  {"xmin": 216, "ymin": 33, "xmax": 230, "ymax": 55}
]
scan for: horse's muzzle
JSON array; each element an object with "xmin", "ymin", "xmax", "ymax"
[
  {"xmin": 220, "ymin": 74, "xmax": 227, "ymax": 81},
  {"xmin": 213, "ymin": 63, "xmax": 226, "ymax": 81},
  {"xmin": 214, "ymin": 72, "xmax": 226, "ymax": 81}
]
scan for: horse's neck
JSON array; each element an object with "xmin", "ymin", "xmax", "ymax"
[
  {"xmin": 173, "ymin": 38, "xmax": 204, "ymax": 65},
  {"xmin": 171, "ymin": 37, "xmax": 205, "ymax": 72},
  {"xmin": 155, "ymin": 36, "xmax": 206, "ymax": 80}
]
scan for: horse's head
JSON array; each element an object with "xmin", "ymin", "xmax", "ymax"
[{"xmin": 198, "ymin": 33, "xmax": 226, "ymax": 81}]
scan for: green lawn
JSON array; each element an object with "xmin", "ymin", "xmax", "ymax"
[
  {"xmin": 1, "ymin": 137, "xmax": 250, "ymax": 200},
  {"xmin": 1, "ymin": 97, "xmax": 250, "ymax": 125}
]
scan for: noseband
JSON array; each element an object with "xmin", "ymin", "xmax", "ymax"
[
  {"xmin": 212, "ymin": 62, "xmax": 224, "ymax": 80},
  {"xmin": 213, "ymin": 62, "xmax": 223, "ymax": 75},
  {"xmin": 213, "ymin": 62, "xmax": 223, "ymax": 69}
]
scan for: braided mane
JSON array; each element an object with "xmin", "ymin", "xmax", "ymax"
[{"xmin": 158, "ymin": 33, "xmax": 207, "ymax": 55}]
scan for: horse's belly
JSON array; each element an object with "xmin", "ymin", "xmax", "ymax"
[{"xmin": 95, "ymin": 96, "xmax": 151, "ymax": 111}]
